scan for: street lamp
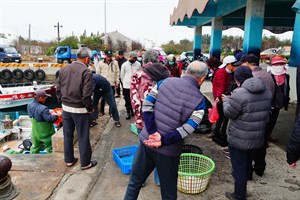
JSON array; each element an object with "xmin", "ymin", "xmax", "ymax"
[{"xmin": 54, "ymin": 22, "xmax": 63, "ymax": 43}]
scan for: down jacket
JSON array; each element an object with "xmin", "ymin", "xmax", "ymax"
[
  {"xmin": 286, "ymin": 113, "xmax": 300, "ymax": 164},
  {"xmin": 212, "ymin": 67, "xmax": 231, "ymax": 99},
  {"xmin": 223, "ymin": 77, "xmax": 272, "ymax": 150}
]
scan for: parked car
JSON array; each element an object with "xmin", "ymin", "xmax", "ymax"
[
  {"xmin": 152, "ymin": 47, "xmax": 167, "ymax": 64},
  {"xmin": 0, "ymin": 46, "xmax": 22, "ymax": 63},
  {"xmin": 180, "ymin": 51, "xmax": 209, "ymax": 62},
  {"xmin": 180, "ymin": 51, "xmax": 194, "ymax": 62}
]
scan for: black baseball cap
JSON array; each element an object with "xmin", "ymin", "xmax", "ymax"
[
  {"xmin": 105, "ymin": 50, "xmax": 113, "ymax": 56},
  {"xmin": 234, "ymin": 54, "xmax": 258, "ymax": 66}
]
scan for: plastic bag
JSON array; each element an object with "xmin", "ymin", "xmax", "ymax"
[{"xmin": 208, "ymin": 100, "xmax": 219, "ymax": 124}]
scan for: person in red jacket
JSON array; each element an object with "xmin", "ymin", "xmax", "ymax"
[
  {"xmin": 165, "ymin": 54, "xmax": 181, "ymax": 77},
  {"xmin": 210, "ymin": 55, "xmax": 238, "ymax": 144}
]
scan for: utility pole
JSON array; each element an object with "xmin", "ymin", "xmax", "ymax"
[
  {"xmin": 54, "ymin": 22, "xmax": 63, "ymax": 43},
  {"xmin": 104, "ymin": 0, "xmax": 107, "ymax": 50},
  {"xmin": 28, "ymin": 24, "xmax": 31, "ymax": 54}
]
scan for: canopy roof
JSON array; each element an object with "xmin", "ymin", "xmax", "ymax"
[{"xmin": 170, "ymin": 0, "xmax": 297, "ymax": 34}]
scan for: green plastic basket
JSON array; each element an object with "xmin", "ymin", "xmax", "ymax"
[
  {"xmin": 177, "ymin": 153, "xmax": 215, "ymax": 194},
  {"xmin": 130, "ymin": 123, "xmax": 139, "ymax": 135}
]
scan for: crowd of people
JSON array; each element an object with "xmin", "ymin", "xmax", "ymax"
[{"xmin": 26, "ymin": 46, "xmax": 300, "ymax": 200}]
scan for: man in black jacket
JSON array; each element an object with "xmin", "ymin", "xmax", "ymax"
[
  {"xmin": 115, "ymin": 50, "xmax": 127, "ymax": 97},
  {"xmin": 56, "ymin": 47, "xmax": 97, "ymax": 170}
]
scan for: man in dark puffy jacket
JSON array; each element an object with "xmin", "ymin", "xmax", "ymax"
[
  {"xmin": 124, "ymin": 61, "xmax": 208, "ymax": 200},
  {"xmin": 28, "ymin": 89, "xmax": 60, "ymax": 154},
  {"xmin": 223, "ymin": 66, "xmax": 272, "ymax": 200},
  {"xmin": 286, "ymin": 113, "xmax": 300, "ymax": 168},
  {"xmin": 234, "ymin": 54, "xmax": 275, "ymax": 177}
]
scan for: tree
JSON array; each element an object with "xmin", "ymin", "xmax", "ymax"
[
  {"xmin": 60, "ymin": 36, "xmax": 79, "ymax": 49},
  {"xmin": 107, "ymin": 36, "xmax": 113, "ymax": 51},
  {"xmin": 117, "ymin": 39, "xmax": 127, "ymax": 51},
  {"xmin": 80, "ymin": 35, "xmax": 102, "ymax": 50},
  {"xmin": 161, "ymin": 39, "xmax": 193, "ymax": 55},
  {"xmin": 131, "ymin": 40, "xmax": 142, "ymax": 51}
]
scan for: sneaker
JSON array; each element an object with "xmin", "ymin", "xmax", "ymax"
[
  {"xmin": 115, "ymin": 121, "xmax": 121, "ymax": 127},
  {"xmin": 225, "ymin": 192, "xmax": 237, "ymax": 200},
  {"xmin": 206, "ymin": 133, "xmax": 215, "ymax": 138}
]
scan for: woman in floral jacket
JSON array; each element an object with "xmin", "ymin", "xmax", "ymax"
[{"xmin": 130, "ymin": 62, "xmax": 170, "ymax": 131}]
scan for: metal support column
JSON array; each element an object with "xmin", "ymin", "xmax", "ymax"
[
  {"xmin": 290, "ymin": 1, "xmax": 300, "ymax": 67},
  {"xmin": 193, "ymin": 26, "xmax": 202, "ymax": 61},
  {"xmin": 210, "ymin": 17, "xmax": 223, "ymax": 60},
  {"xmin": 242, "ymin": 0, "xmax": 266, "ymax": 58}
]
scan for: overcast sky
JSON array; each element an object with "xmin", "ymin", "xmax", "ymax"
[{"xmin": 0, "ymin": 0, "xmax": 293, "ymax": 47}]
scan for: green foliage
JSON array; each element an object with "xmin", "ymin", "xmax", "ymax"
[
  {"xmin": 59, "ymin": 36, "xmax": 79, "ymax": 49},
  {"xmin": 262, "ymin": 35, "xmax": 291, "ymax": 50},
  {"xmin": 161, "ymin": 39, "xmax": 193, "ymax": 54},
  {"xmin": 46, "ymin": 46, "xmax": 57, "ymax": 56},
  {"xmin": 79, "ymin": 35, "xmax": 102, "ymax": 50}
]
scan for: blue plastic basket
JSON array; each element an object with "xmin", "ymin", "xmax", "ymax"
[{"xmin": 113, "ymin": 145, "xmax": 138, "ymax": 175}]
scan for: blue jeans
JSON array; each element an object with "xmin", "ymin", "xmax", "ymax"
[
  {"xmin": 229, "ymin": 145, "xmax": 254, "ymax": 200},
  {"xmin": 92, "ymin": 87, "xmax": 119, "ymax": 121},
  {"xmin": 124, "ymin": 143, "xmax": 179, "ymax": 200},
  {"xmin": 100, "ymin": 86, "xmax": 115, "ymax": 114}
]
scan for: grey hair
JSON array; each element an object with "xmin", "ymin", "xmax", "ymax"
[
  {"xmin": 143, "ymin": 49, "xmax": 159, "ymax": 64},
  {"xmin": 76, "ymin": 47, "xmax": 92, "ymax": 59},
  {"xmin": 185, "ymin": 61, "xmax": 208, "ymax": 79}
]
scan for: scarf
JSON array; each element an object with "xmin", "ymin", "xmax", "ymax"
[{"xmin": 274, "ymin": 74, "xmax": 286, "ymax": 86}]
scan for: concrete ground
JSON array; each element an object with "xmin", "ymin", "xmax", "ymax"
[{"xmin": 3, "ymin": 80, "xmax": 300, "ymax": 200}]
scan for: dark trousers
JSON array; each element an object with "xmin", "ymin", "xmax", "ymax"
[
  {"xmin": 266, "ymin": 108, "xmax": 281, "ymax": 138},
  {"xmin": 229, "ymin": 145, "xmax": 254, "ymax": 200},
  {"xmin": 213, "ymin": 101, "xmax": 229, "ymax": 135},
  {"xmin": 123, "ymin": 88, "xmax": 133, "ymax": 114},
  {"xmin": 116, "ymin": 78, "xmax": 122, "ymax": 96},
  {"xmin": 62, "ymin": 111, "xmax": 92, "ymax": 167},
  {"xmin": 100, "ymin": 86, "xmax": 115, "ymax": 114},
  {"xmin": 251, "ymin": 109, "xmax": 280, "ymax": 174},
  {"xmin": 92, "ymin": 87, "xmax": 119, "ymax": 121},
  {"xmin": 124, "ymin": 143, "xmax": 180, "ymax": 200}
]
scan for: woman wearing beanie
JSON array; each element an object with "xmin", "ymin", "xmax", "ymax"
[
  {"xmin": 130, "ymin": 50, "xmax": 170, "ymax": 132},
  {"xmin": 130, "ymin": 50, "xmax": 170, "ymax": 186},
  {"xmin": 223, "ymin": 66, "xmax": 272, "ymax": 200}
]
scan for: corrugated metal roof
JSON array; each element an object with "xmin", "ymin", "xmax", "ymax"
[{"xmin": 169, "ymin": 0, "xmax": 210, "ymax": 25}]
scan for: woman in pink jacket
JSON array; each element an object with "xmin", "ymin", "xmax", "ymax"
[{"xmin": 130, "ymin": 50, "xmax": 170, "ymax": 132}]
